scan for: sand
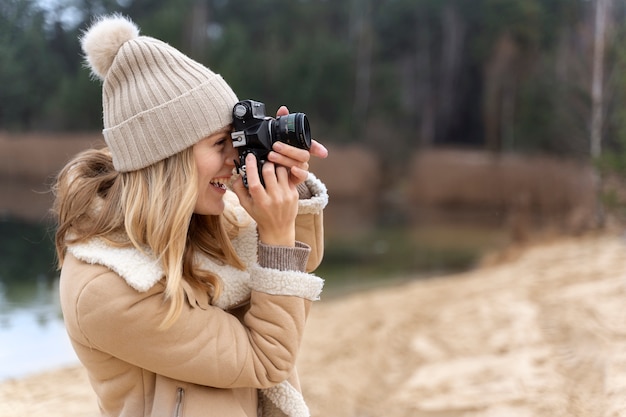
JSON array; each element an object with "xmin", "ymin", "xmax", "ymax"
[{"xmin": 2, "ymin": 233, "xmax": 626, "ymax": 416}]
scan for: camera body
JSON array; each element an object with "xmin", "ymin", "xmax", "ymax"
[{"xmin": 231, "ymin": 99, "xmax": 311, "ymax": 187}]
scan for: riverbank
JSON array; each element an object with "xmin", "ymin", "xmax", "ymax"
[{"xmin": 2, "ymin": 232, "xmax": 626, "ymax": 416}]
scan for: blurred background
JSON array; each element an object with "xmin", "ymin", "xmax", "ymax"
[{"xmin": 1, "ymin": 0, "xmax": 626, "ymax": 380}]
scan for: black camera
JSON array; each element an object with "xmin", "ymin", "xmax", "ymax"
[{"xmin": 231, "ymin": 99, "xmax": 311, "ymax": 187}]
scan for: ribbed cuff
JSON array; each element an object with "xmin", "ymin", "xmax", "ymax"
[
  {"xmin": 296, "ymin": 182, "xmax": 313, "ymax": 199},
  {"xmin": 257, "ymin": 241, "xmax": 311, "ymax": 272}
]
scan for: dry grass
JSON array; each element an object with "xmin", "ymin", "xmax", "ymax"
[
  {"xmin": 0, "ymin": 134, "xmax": 605, "ymax": 242},
  {"xmin": 0, "ymin": 132, "xmax": 103, "ymax": 180},
  {"xmin": 0, "ymin": 132, "xmax": 103, "ymax": 221}
]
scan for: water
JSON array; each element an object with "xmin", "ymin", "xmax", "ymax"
[
  {"xmin": 0, "ymin": 219, "xmax": 79, "ymax": 382},
  {"xmin": 0, "ymin": 275, "xmax": 79, "ymax": 381}
]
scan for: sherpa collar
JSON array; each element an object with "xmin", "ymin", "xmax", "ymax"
[
  {"xmin": 66, "ymin": 235, "xmax": 256, "ymax": 311},
  {"xmin": 68, "ymin": 238, "xmax": 162, "ymax": 292}
]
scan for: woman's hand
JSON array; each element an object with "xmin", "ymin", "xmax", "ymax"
[
  {"xmin": 267, "ymin": 106, "xmax": 328, "ymax": 186},
  {"xmin": 231, "ymin": 153, "xmax": 298, "ymax": 247}
]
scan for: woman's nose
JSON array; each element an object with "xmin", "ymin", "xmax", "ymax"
[{"xmin": 224, "ymin": 141, "xmax": 238, "ymax": 167}]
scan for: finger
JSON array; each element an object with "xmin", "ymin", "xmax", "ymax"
[
  {"xmin": 310, "ymin": 140, "xmax": 328, "ymax": 159},
  {"xmin": 271, "ymin": 142, "xmax": 310, "ymax": 163},
  {"xmin": 268, "ymin": 153, "xmax": 310, "ymax": 178},
  {"xmin": 275, "ymin": 165, "xmax": 291, "ymax": 185},
  {"xmin": 244, "ymin": 153, "xmax": 263, "ymax": 191},
  {"xmin": 276, "ymin": 105, "xmax": 289, "ymax": 117},
  {"xmin": 261, "ymin": 161, "xmax": 278, "ymax": 189},
  {"xmin": 276, "ymin": 166, "xmax": 298, "ymax": 196},
  {"xmin": 290, "ymin": 165, "xmax": 309, "ymax": 184}
]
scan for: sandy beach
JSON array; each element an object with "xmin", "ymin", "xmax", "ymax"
[{"xmin": 2, "ymin": 233, "xmax": 626, "ymax": 416}]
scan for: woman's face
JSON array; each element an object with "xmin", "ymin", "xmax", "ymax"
[{"xmin": 192, "ymin": 127, "xmax": 237, "ymax": 215}]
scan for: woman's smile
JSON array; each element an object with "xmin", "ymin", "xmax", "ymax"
[{"xmin": 193, "ymin": 128, "xmax": 237, "ymax": 215}]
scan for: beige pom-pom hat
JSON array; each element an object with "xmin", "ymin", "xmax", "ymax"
[{"xmin": 81, "ymin": 14, "xmax": 238, "ymax": 172}]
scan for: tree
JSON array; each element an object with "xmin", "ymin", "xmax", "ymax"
[
  {"xmin": 2, "ymin": 0, "xmax": 625, "ymax": 170},
  {"xmin": 590, "ymin": 0, "xmax": 610, "ymax": 158},
  {"xmin": 0, "ymin": 0, "xmax": 63, "ymax": 129}
]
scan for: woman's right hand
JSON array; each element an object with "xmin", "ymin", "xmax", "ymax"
[{"xmin": 231, "ymin": 153, "xmax": 299, "ymax": 247}]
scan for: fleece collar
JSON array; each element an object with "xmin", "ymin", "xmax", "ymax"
[
  {"xmin": 66, "ymin": 236, "xmax": 256, "ymax": 310},
  {"xmin": 68, "ymin": 238, "xmax": 162, "ymax": 292}
]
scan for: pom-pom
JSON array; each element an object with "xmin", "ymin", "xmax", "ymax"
[{"xmin": 80, "ymin": 14, "xmax": 139, "ymax": 80}]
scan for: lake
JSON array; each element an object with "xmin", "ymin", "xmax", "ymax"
[
  {"xmin": 0, "ymin": 219, "xmax": 79, "ymax": 381},
  {"xmin": 0, "ymin": 275, "xmax": 79, "ymax": 381}
]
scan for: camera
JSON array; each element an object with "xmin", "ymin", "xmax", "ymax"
[{"xmin": 231, "ymin": 99, "xmax": 311, "ymax": 187}]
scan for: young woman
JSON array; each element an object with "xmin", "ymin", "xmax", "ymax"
[{"xmin": 53, "ymin": 15, "xmax": 328, "ymax": 417}]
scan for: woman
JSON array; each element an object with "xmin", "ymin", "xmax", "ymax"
[{"xmin": 53, "ymin": 15, "xmax": 328, "ymax": 417}]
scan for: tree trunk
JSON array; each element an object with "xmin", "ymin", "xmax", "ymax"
[
  {"xmin": 590, "ymin": 0, "xmax": 609, "ymax": 158},
  {"xmin": 438, "ymin": 4, "xmax": 465, "ymax": 141},
  {"xmin": 351, "ymin": 0, "xmax": 372, "ymax": 135},
  {"xmin": 416, "ymin": 13, "xmax": 434, "ymax": 147},
  {"xmin": 187, "ymin": 0, "xmax": 209, "ymax": 61}
]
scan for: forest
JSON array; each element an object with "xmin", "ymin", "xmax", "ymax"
[{"xmin": 2, "ymin": 0, "xmax": 626, "ymax": 174}]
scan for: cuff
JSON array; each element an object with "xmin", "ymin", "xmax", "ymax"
[
  {"xmin": 296, "ymin": 182, "xmax": 313, "ymax": 199},
  {"xmin": 248, "ymin": 265, "xmax": 324, "ymax": 301},
  {"xmin": 258, "ymin": 241, "xmax": 311, "ymax": 272},
  {"xmin": 297, "ymin": 173, "xmax": 329, "ymax": 215}
]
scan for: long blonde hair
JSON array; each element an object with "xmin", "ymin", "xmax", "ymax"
[{"xmin": 52, "ymin": 147, "xmax": 245, "ymax": 328}]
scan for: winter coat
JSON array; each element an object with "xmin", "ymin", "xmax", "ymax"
[{"xmin": 59, "ymin": 174, "xmax": 328, "ymax": 417}]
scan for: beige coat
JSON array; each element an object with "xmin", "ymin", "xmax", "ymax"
[{"xmin": 59, "ymin": 175, "xmax": 327, "ymax": 417}]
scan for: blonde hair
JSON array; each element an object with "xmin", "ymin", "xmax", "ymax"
[{"xmin": 52, "ymin": 147, "xmax": 245, "ymax": 328}]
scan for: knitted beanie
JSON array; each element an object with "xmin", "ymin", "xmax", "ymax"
[{"xmin": 81, "ymin": 14, "xmax": 238, "ymax": 172}]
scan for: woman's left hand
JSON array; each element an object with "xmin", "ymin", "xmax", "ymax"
[{"xmin": 267, "ymin": 106, "xmax": 329, "ymax": 186}]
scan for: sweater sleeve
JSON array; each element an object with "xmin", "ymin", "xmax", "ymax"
[{"xmin": 257, "ymin": 241, "xmax": 310, "ymax": 271}]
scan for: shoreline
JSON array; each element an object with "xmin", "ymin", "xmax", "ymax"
[
  {"xmin": 3, "ymin": 233, "xmax": 626, "ymax": 416},
  {"xmin": 0, "ymin": 365, "xmax": 98, "ymax": 417}
]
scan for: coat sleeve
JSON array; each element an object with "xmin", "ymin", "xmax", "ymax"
[
  {"xmin": 295, "ymin": 173, "xmax": 328, "ymax": 272},
  {"xmin": 63, "ymin": 253, "xmax": 323, "ymax": 390}
]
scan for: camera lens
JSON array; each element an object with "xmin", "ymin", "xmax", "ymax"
[{"xmin": 275, "ymin": 113, "xmax": 312, "ymax": 150}]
